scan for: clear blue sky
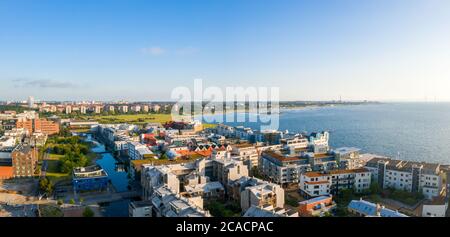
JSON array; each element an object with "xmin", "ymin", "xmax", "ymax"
[{"xmin": 1, "ymin": 0, "xmax": 449, "ymax": 101}]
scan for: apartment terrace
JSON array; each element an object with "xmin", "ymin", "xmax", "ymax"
[{"xmin": 73, "ymin": 165, "xmax": 108, "ymax": 179}]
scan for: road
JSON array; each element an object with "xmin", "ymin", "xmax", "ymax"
[{"xmin": 40, "ymin": 148, "xmax": 50, "ymax": 178}]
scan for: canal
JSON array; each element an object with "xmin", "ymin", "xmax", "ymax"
[{"xmin": 82, "ymin": 133, "xmax": 137, "ymax": 217}]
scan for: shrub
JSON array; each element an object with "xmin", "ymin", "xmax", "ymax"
[{"xmin": 83, "ymin": 207, "xmax": 95, "ymax": 217}]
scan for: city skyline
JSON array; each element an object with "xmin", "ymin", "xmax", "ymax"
[{"xmin": 1, "ymin": 0, "xmax": 450, "ymax": 102}]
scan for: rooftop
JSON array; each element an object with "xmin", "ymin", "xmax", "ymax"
[
  {"xmin": 262, "ymin": 151, "xmax": 301, "ymax": 162},
  {"xmin": 299, "ymin": 195, "xmax": 333, "ymax": 205},
  {"xmin": 130, "ymin": 200, "xmax": 153, "ymax": 208}
]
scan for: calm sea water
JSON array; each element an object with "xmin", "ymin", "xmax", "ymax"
[{"xmin": 201, "ymin": 103, "xmax": 450, "ymax": 164}]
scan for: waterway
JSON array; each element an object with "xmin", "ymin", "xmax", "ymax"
[{"xmin": 83, "ymin": 133, "xmax": 135, "ymax": 217}]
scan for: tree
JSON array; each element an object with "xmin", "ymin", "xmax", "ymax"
[
  {"xmin": 369, "ymin": 182, "xmax": 382, "ymax": 195},
  {"xmin": 83, "ymin": 207, "xmax": 95, "ymax": 217},
  {"xmin": 39, "ymin": 177, "xmax": 53, "ymax": 194},
  {"xmin": 69, "ymin": 198, "xmax": 75, "ymax": 205}
]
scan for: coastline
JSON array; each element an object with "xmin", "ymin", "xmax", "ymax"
[{"xmin": 194, "ymin": 102, "xmax": 379, "ymax": 117}]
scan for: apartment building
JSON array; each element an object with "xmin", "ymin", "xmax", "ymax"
[
  {"xmin": 240, "ymin": 180, "xmax": 285, "ymax": 211},
  {"xmin": 80, "ymin": 106, "xmax": 87, "ymax": 114},
  {"xmin": 141, "ymin": 164, "xmax": 186, "ymax": 198},
  {"xmin": 260, "ymin": 151, "xmax": 310, "ymax": 185},
  {"xmin": 184, "ymin": 178, "xmax": 225, "ymax": 200},
  {"xmin": 280, "ymin": 135, "xmax": 309, "ymax": 150},
  {"xmin": 210, "ymin": 155, "xmax": 249, "ymax": 186},
  {"xmin": 94, "ymin": 106, "xmax": 102, "ymax": 114},
  {"xmin": 231, "ymin": 143, "xmax": 259, "ymax": 169},
  {"xmin": 11, "ymin": 144, "xmax": 38, "ymax": 177},
  {"xmin": 148, "ymin": 186, "xmax": 210, "ymax": 217},
  {"xmin": 65, "ymin": 106, "xmax": 72, "ymax": 114},
  {"xmin": 16, "ymin": 118, "xmax": 60, "ymax": 135},
  {"xmin": 308, "ymin": 131, "xmax": 330, "ymax": 153},
  {"xmin": 131, "ymin": 105, "xmax": 141, "ymax": 113},
  {"xmin": 302, "ymin": 152, "xmax": 339, "ymax": 171},
  {"xmin": 243, "ymin": 205, "xmax": 298, "ymax": 217},
  {"xmin": 299, "ymin": 168, "xmax": 371, "ymax": 198},
  {"xmin": 127, "ymin": 141, "xmax": 152, "ymax": 160},
  {"xmin": 120, "ymin": 105, "xmax": 128, "ymax": 113},
  {"xmin": 129, "ymin": 200, "xmax": 153, "ymax": 217},
  {"xmin": 332, "ymin": 147, "xmax": 363, "ymax": 170},
  {"xmin": 143, "ymin": 105, "xmax": 149, "ymax": 113},
  {"xmin": 365, "ymin": 157, "xmax": 444, "ymax": 199},
  {"xmin": 216, "ymin": 124, "xmax": 235, "ymax": 137}
]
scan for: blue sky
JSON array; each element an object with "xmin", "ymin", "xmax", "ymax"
[{"xmin": 1, "ymin": 0, "xmax": 450, "ymax": 101}]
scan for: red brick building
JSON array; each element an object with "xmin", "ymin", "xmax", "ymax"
[
  {"xmin": 11, "ymin": 144, "xmax": 38, "ymax": 177},
  {"xmin": 16, "ymin": 119, "xmax": 60, "ymax": 135}
]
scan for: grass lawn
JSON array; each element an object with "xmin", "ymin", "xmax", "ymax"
[
  {"xmin": 47, "ymin": 160, "xmax": 61, "ymax": 173},
  {"xmin": 48, "ymin": 154, "xmax": 64, "ymax": 160},
  {"xmin": 46, "ymin": 172, "xmax": 71, "ymax": 184},
  {"xmin": 79, "ymin": 113, "xmax": 172, "ymax": 125},
  {"xmin": 45, "ymin": 155, "xmax": 71, "ymax": 184},
  {"xmin": 39, "ymin": 204, "xmax": 64, "ymax": 217}
]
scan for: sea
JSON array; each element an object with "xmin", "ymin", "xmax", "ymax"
[{"xmin": 200, "ymin": 103, "xmax": 450, "ymax": 165}]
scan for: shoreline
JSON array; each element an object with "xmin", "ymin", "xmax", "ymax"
[{"xmin": 194, "ymin": 102, "xmax": 378, "ymax": 117}]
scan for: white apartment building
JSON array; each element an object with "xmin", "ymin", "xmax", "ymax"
[
  {"xmin": 80, "ymin": 106, "xmax": 87, "ymax": 114},
  {"xmin": 94, "ymin": 106, "xmax": 102, "ymax": 114},
  {"xmin": 365, "ymin": 157, "xmax": 444, "ymax": 200},
  {"xmin": 148, "ymin": 186, "xmax": 210, "ymax": 217},
  {"xmin": 308, "ymin": 131, "xmax": 329, "ymax": 147},
  {"xmin": 280, "ymin": 135, "xmax": 309, "ymax": 150},
  {"xmin": 65, "ymin": 106, "xmax": 72, "ymax": 114},
  {"xmin": 131, "ymin": 105, "xmax": 141, "ymax": 113},
  {"xmin": 299, "ymin": 173, "xmax": 331, "ymax": 197},
  {"xmin": 129, "ymin": 200, "xmax": 153, "ymax": 217},
  {"xmin": 231, "ymin": 144, "xmax": 259, "ymax": 169},
  {"xmin": 299, "ymin": 168, "xmax": 371, "ymax": 198},
  {"xmin": 127, "ymin": 142, "xmax": 150, "ymax": 160},
  {"xmin": 120, "ymin": 105, "xmax": 128, "ymax": 113},
  {"xmin": 240, "ymin": 180, "xmax": 285, "ymax": 211},
  {"xmin": 332, "ymin": 147, "xmax": 363, "ymax": 170}
]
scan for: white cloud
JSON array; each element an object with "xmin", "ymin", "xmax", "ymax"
[
  {"xmin": 141, "ymin": 47, "xmax": 166, "ymax": 56},
  {"xmin": 12, "ymin": 78, "xmax": 79, "ymax": 88}
]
